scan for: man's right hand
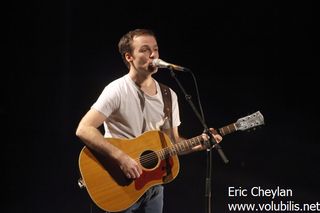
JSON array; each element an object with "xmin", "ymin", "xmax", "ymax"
[{"xmin": 118, "ymin": 153, "xmax": 142, "ymax": 179}]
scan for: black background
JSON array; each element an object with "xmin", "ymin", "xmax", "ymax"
[{"xmin": 5, "ymin": 1, "xmax": 319, "ymax": 212}]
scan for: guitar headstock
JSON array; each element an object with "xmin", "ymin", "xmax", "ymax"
[{"xmin": 235, "ymin": 111, "xmax": 265, "ymax": 131}]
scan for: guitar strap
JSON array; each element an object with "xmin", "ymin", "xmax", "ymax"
[
  {"xmin": 159, "ymin": 82, "xmax": 177, "ymax": 145},
  {"xmin": 159, "ymin": 82, "xmax": 172, "ymax": 129},
  {"xmin": 158, "ymin": 82, "xmax": 175, "ymax": 181}
]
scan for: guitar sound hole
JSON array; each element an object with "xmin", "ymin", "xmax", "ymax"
[{"xmin": 140, "ymin": 150, "xmax": 158, "ymax": 169}]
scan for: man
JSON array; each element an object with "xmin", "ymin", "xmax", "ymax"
[{"xmin": 76, "ymin": 28, "xmax": 222, "ymax": 213}]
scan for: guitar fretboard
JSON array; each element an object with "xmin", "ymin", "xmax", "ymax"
[
  {"xmin": 217, "ymin": 123, "xmax": 237, "ymax": 136},
  {"xmin": 157, "ymin": 122, "xmax": 237, "ymax": 160},
  {"xmin": 158, "ymin": 135, "xmax": 204, "ymax": 159}
]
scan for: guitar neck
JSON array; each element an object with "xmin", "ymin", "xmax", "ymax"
[
  {"xmin": 214, "ymin": 123, "xmax": 237, "ymax": 136},
  {"xmin": 158, "ymin": 135, "xmax": 204, "ymax": 159},
  {"xmin": 158, "ymin": 122, "xmax": 237, "ymax": 159}
]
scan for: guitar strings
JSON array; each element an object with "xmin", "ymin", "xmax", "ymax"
[
  {"xmin": 137, "ymin": 137, "xmax": 203, "ymax": 165},
  {"xmin": 132, "ymin": 113, "xmax": 263, "ymax": 165},
  {"xmin": 135, "ymin": 137, "xmax": 202, "ymax": 165},
  {"xmin": 134, "ymin": 148, "xmax": 168, "ymax": 164},
  {"xmin": 134, "ymin": 145, "xmax": 180, "ymax": 165}
]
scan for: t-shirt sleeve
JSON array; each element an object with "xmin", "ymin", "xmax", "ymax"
[{"xmin": 91, "ymin": 82, "xmax": 120, "ymax": 117}]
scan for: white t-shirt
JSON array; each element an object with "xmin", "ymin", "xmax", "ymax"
[{"xmin": 92, "ymin": 74, "xmax": 181, "ymax": 139}]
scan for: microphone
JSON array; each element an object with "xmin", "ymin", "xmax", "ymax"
[{"xmin": 152, "ymin": 59, "xmax": 190, "ymax": 72}]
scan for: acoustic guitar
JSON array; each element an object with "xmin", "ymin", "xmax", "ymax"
[{"xmin": 78, "ymin": 111, "xmax": 264, "ymax": 212}]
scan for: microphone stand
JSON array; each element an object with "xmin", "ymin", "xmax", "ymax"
[{"xmin": 169, "ymin": 68, "xmax": 229, "ymax": 213}]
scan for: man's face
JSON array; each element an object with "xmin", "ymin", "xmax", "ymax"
[{"xmin": 128, "ymin": 35, "xmax": 159, "ymax": 74}]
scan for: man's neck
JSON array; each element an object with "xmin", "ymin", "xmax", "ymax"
[{"xmin": 129, "ymin": 71, "xmax": 156, "ymax": 96}]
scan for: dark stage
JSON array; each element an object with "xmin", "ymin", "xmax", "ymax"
[{"xmin": 5, "ymin": 1, "xmax": 319, "ymax": 212}]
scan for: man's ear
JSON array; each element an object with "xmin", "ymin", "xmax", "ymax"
[{"xmin": 125, "ymin": 52, "xmax": 133, "ymax": 63}]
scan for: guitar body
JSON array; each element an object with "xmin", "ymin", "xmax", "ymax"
[
  {"xmin": 78, "ymin": 130, "xmax": 180, "ymax": 212},
  {"xmin": 78, "ymin": 111, "xmax": 265, "ymax": 212}
]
